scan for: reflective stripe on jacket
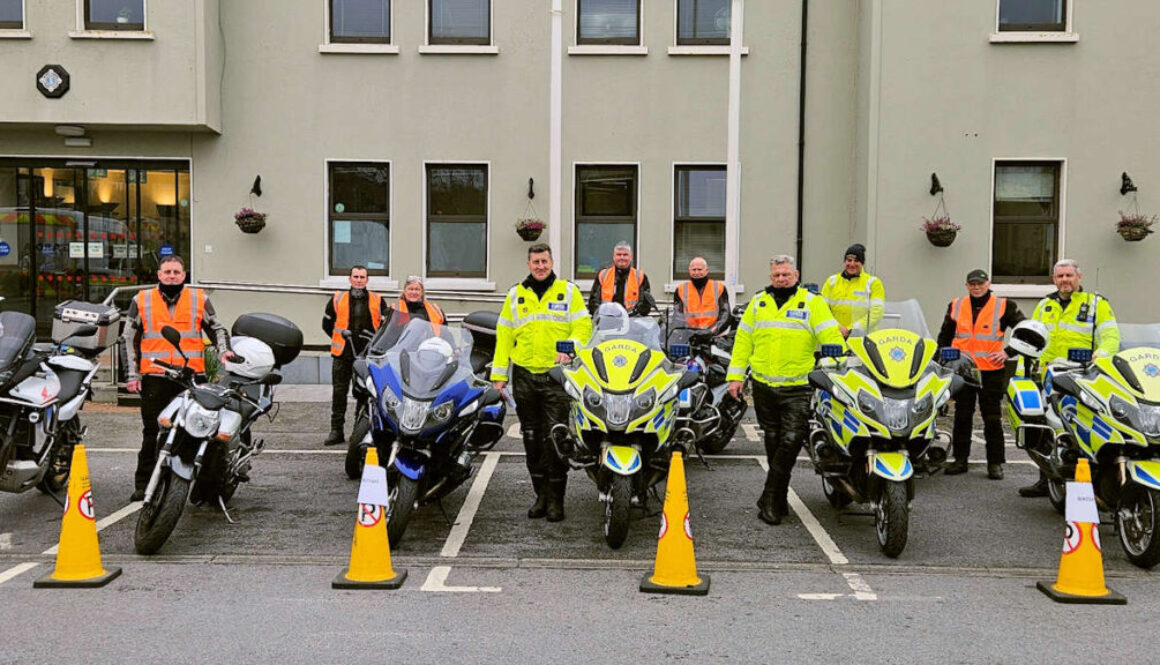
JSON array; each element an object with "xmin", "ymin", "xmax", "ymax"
[
  {"xmin": 137, "ymin": 287, "xmax": 207, "ymax": 375},
  {"xmin": 726, "ymin": 287, "xmax": 845, "ymax": 387},
  {"xmin": 677, "ymin": 279, "xmax": 724, "ymax": 329},
  {"xmin": 598, "ymin": 267, "xmax": 644, "ymax": 310},
  {"xmin": 821, "ymin": 271, "xmax": 885, "ymax": 333},
  {"xmin": 951, "ymin": 294, "xmax": 1007, "ymax": 371},
  {"xmin": 491, "ymin": 279, "xmax": 593, "ymax": 380},
  {"xmin": 330, "ymin": 291, "xmax": 383, "ymax": 357},
  {"xmin": 1032, "ymin": 290, "xmax": 1120, "ymax": 365}
]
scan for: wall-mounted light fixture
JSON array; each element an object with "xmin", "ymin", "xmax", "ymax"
[
  {"xmin": 1121, "ymin": 172, "xmax": 1138, "ymax": 196},
  {"xmin": 929, "ymin": 173, "xmax": 943, "ymax": 196}
]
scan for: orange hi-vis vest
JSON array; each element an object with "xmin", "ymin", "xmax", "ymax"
[
  {"xmin": 598, "ymin": 266, "xmax": 644, "ymax": 310},
  {"xmin": 330, "ymin": 290, "xmax": 383, "ymax": 357},
  {"xmin": 951, "ymin": 294, "xmax": 1008, "ymax": 371},
  {"xmin": 678, "ymin": 279, "xmax": 724, "ymax": 329},
  {"xmin": 392, "ymin": 298, "xmax": 444, "ymax": 336},
  {"xmin": 137, "ymin": 287, "xmax": 207, "ymax": 375}
]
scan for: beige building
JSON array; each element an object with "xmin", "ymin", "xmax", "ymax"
[{"xmin": 2, "ymin": 1, "xmax": 1157, "ymax": 358}]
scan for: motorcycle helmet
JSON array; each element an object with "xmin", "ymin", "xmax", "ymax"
[
  {"xmin": 1008, "ymin": 320, "xmax": 1049, "ymax": 359},
  {"xmin": 946, "ymin": 355, "xmax": 982, "ymax": 389},
  {"xmin": 222, "ymin": 336, "xmax": 276, "ymax": 379},
  {"xmin": 416, "ymin": 337, "xmax": 454, "ymax": 369},
  {"xmin": 594, "ymin": 303, "xmax": 631, "ymax": 336}
]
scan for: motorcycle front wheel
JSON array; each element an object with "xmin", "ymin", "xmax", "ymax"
[
  {"xmin": 344, "ymin": 413, "xmax": 372, "ymax": 480},
  {"xmin": 134, "ymin": 471, "xmax": 190, "ymax": 555},
  {"xmin": 875, "ymin": 480, "xmax": 909, "ymax": 558},
  {"xmin": 1048, "ymin": 477, "xmax": 1067, "ymax": 516},
  {"xmin": 387, "ymin": 474, "xmax": 420, "ymax": 549},
  {"xmin": 36, "ymin": 430, "xmax": 75, "ymax": 495},
  {"xmin": 1117, "ymin": 484, "xmax": 1160, "ymax": 569},
  {"xmin": 604, "ymin": 474, "xmax": 632, "ymax": 549}
]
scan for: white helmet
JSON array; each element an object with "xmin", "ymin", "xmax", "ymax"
[
  {"xmin": 222, "ymin": 336, "xmax": 275, "ymax": 379},
  {"xmin": 1009, "ymin": 320, "xmax": 1050, "ymax": 359},
  {"xmin": 416, "ymin": 337, "xmax": 454, "ymax": 367},
  {"xmin": 594, "ymin": 302, "xmax": 631, "ymax": 336}
]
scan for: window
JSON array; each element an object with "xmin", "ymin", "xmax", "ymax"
[
  {"xmin": 329, "ymin": 163, "xmax": 390, "ymax": 276},
  {"xmin": 576, "ymin": 165, "xmax": 638, "ymax": 278},
  {"xmin": 578, "ymin": 0, "xmax": 640, "ymax": 45},
  {"xmin": 992, "ymin": 162, "xmax": 1061, "ymax": 284},
  {"xmin": 331, "ymin": 0, "xmax": 389, "ymax": 43},
  {"xmin": 0, "ymin": 0, "xmax": 23, "ymax": 30},
  {"xmin": 85, "ymin": 0, "xmax": 144, "ymax": 31},
  {"xmin": 426, "ymin": 164, "xmax": 488, "ymax": 278},
  {"xmin": 673, "ymin": 166, "xmax": 726, "ymax": 279},
  {"xmin": 677, "ymin": 0, "xmax": 730, "ymax": 45},
  {"xmin": 998, "ymin": 0, "xmax": 1066, "ymax": 32},
  {"xmin": 429, "ymin": 0, "xmax": 489, "ymax": 45}
]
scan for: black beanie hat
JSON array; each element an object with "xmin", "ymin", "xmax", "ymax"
[{"xmin": 844, "ymin": 243, "xmax": 866, "ymax": 263}]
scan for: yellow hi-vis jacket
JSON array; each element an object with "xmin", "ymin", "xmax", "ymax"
[
  {"xmin": 1032, "ymin": 289, "xmax": 1120, "ymax": 365},
  {"xmin": 821, "ymin": 271, "xmax": 885, "ymax": 334},
  {"xmin": 491, "ymin": 278, "xmax": 593, "ymax": 380},
  {"xmin": 727, "ymin": 287, "xmax": 845, "ymax": 388}
]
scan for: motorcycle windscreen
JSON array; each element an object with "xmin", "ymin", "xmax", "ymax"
[
  {"xmin": 0, "ymin": 311, "xmax": 37, "ymax": 377},
  {"xmin": 386, "ymin": 319, "xmax": 476, "ymax": 399},
  {"xmin": 849, "ymin": 329, "xmax": 936, "ymax": 389}
]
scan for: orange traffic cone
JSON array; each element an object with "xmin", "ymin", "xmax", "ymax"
[
  {"xmin": 1037, "ymin": 459, "xmax": 1125, "ymax": 604},
  {"xmin": 34, "ymin": 445, "xmax": 121, "ymax": 588},
  {"xmin": 333, "ymin": 446, "xmax": 407, "ymax": 589},
  {"xmin": 640, "ymin": 451, "xmax": 710, "ymax": 595}
]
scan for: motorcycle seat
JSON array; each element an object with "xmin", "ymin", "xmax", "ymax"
[
  {"xmin": 227, "ymin": 383, "xmax": 264, "ymax": 420},
  {"xmin": 470, "ymin": 349, "xmax": 491, "ymax": 376},
  {"xmin": 54, "ymin": 367, "xmax": 87, "ymax": 403}
]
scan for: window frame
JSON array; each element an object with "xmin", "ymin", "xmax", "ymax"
[
  {"xmin": 573, "ymin": 162, "xmax": 641, "ymax": 280},
  {"xmin": 576, "ymin": 0, "xmax": 643, "ymax": 46},
  {"xmin": 83, "ymin": 0, "xmax": 145, "ymax": 31},
  {"xmin": 427, "ymin": 0, "xmax": 491, "ymax": 46},
  {"xmin": 0, "ymin": 0, "xmax": 24, "ymax": 30},
  {"xmin": 423, "ymin": 161, "xmax": 490, "ymax": 280},
  {"xmin": 990, "ymin": 158, "xmax": 1066, "ymax": 287},
  {"xmin": 328, "ymin": 0, "xmax": 392, "ymax": 45},
  {"xmin": 675, "ymin": 0, "xmax": 730, "ymax": 46},
  {"xmin": 995, "ymin": 0, "xmax": 1068, "ymax": 33},
  {"xmin": 672, "ymin": 164, "xmax": 726, "ymax": 281},
  {"xmin": 325, "ymin": 160, "xmax": 392, "ymax": 279}
]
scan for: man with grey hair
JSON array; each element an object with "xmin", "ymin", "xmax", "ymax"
[
  {"xmin": 1018, "ymin": 258, "xmax": 1120, "ymax": 497},
  {"xmin": 727, "ymin": 254, "xmax": 844, "ymax": 524},
  {"xmin": 588, "ymin": 241, "xmax": 652, "ymax": 316}
]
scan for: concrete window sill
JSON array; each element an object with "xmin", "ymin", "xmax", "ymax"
[
  {"xmin": 992, "ymin": 284, "xmax": 1054, "ymax": 299},
  {"xmin": 0, "ymin": 30, "xmax": 32, "ymax": 39},
  {"xmin": 418, "ymin": 44, "xmax": 498, "ymax": 55},
  {"xmin": 667, "ymin": 45, "xmax": 749, "ymax": 56},
  {"xmin": 319, "ymin": 276, "xmax": 400, "ymax": 291},
  {"xmin": 319, "ymin": 43, "xmax": 399, "ymax": 55},
  {"xmin": 989, "ymin": 31, "xmax": 1079, "ymax": 43},
  {"xmin": 568, "ymin": 45, "xmax": 648, "ymax": 56},
  {"xmin": 69, "ymin": 30, "xmax": 154, "ymax": 40},
  {"xmin": 422, "ymin": 278, "xmax": 497, "ymax": 292}
]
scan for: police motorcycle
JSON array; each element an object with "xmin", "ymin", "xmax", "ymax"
[
  {"xmin": 133, "ymin": 313, "xmax": 302, "ymax": 555},
  {"xmin": 548, "ymin": 303, "xmax": 701, "ymax": 549},
  {"xmin": 1005, "ymin": 319, "xmax": 1160, "ymax": 568},
  {"xmin": 663, "ymin": 309, "xmax": 747, "ymax": 455},
  {"xmin": 0, "ymin": 301, "xmax": 119, "ymax": 499},
  {"xmin": 344, "ymin": 317, "xmax": 505, "ymax": 548},
  {"xmin": 806, "ymin": 328, "xmax": 969, "ymax": 557}
]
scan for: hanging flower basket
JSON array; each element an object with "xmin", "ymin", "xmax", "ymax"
[
  {"xmin": 234, "ymin": 207, "xmax": 267, "ymax": 234},
  {"xmin": 515, "ymin": 217, "xmax": 545, "ymax": 241},
  {"xmin": 1116, "ymin": 211, "xmax": 1154, "ymax": 242},
  {"xmin": 921, "ymin": 214, "xmax": 961, "ymax": 248}
]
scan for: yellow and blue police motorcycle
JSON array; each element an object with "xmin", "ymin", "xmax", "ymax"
[
  {"xmin": 807, "ymin": 329, "xmax": 964, "ymax": 557},
  {"xmin": 1006, "ymin": 325, "xmax": 1160, "ymax": 568},
  {"xmin": 549, "ymin": 304, "xmax": 700, "ymax": 549}
]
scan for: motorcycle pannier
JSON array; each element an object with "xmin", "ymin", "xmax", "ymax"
[
  {"xmin": 231, "ymin": 312, "xmax": 303, "ymax": 368},
  {"xmin": 0, "ymin": 311, "xmax": 37, "ymax": 380},
  {"xmin": 52, "ymin": 300, "xmax": 122, "ymax": 351}
]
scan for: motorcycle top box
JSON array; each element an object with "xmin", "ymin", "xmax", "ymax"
[
  {"xmin": 230, "ymin": 312, "xmax": 303, "ymax": 367},
  {"xmin": 0, "ymin": 311, "xmax": 37, "ymax": 387},
  {"xmin": 52, "ymin": 300, "xmax": 122, "ymax": 351}
]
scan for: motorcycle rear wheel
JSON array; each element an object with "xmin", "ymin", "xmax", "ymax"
[
  {"xmin": 1117, "ymin": 484, "xmax": 1160, "ymax": 569},
  {"xmin": 1048, "ymin": 478, "xmax": 1067, "ymax": 516},
  {"xmin": 344, "ymin": 413, "xmax": 372, "ymax": 480},
  {"xmin": 134, "ymin": 471, "xmax": 190, "ymax": 555},
  {"xmin": 604, "ymin": 474, "xmax": 632, "ymax": 549},
  {"xmin": 387, "ymin": 475, "xmax": 420, "ymax": 549},
  {"xmin": 699, "ymin": 420, "xmax": 739, "ymax": 455},
  {"xmin": 875, "ymin": 480, "xmax": 909, "ymax": 558}
]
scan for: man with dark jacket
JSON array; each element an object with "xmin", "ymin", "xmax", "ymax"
[
  {"xmin": 673, "ymin": 256, "xmax": 731, "ymax": 332},
  {"xmin": 587, "ymin": 241, "xmax": 652, "ymax": 316},
  {"xmin": 322, "ymin": 265, "xmax": 389, "ymax": 446}
]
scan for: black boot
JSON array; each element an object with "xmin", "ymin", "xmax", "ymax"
[
  {"xmin": 1019, "ymin": 471, "xmax": 1049, "ymax": 497},
  {"xmin": 323, "ymin": 426, "xmax": 344, "ymax": 447},
  {"xmin": 527, "ymin": 475, "xmax": 548, "ymax": 519},
  {"xmin": 944, "ymin": 459, "xmax": 969, "ymax": 475},
  {"xmin": 757, "ymin": 489, "xmax": 781, "ymax": 525},
  {"xmin": 546, "ymin": 478, "xmax": 566, "ymax": 522}
]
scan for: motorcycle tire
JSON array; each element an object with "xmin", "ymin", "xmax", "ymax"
[
  {"xmin": 604, "ymin": 474, "xmax": 632, "ymax": 550},
  {"xmin": 822, "ymin": 477, "xmax": 853, "ymax": 509},
  {"xmin": 36, "ymin": 434, "xmax": 74, "ymax": 495},
  {"xmin": 699, "ymin": 420, "xmax": 739, "ymax": 455},
  {"xmin": 344, "ymin": 414, "xmax": 372, "ymax": 481},
  {"xmin": 1048, "ymin": 478, "xmax": 1067, "ymax": 516},
  {"xmin": 1117, "ymin": 484, "xmax": 1160, "ymax": 569},
  {"xmin": 875, "ymin": 480, "xmax": 909, "ymax": 558},
  {"xmin": 387, "ymin": 474, "xmax": 420, "ymax": 549},
  {"xmin": 134, "ymin": 472, "xmax": 191, "ymax": 555}
]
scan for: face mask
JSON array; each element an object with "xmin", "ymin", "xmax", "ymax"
[{"xmin": 158, "ymin": 282, "xmax": 184, "ymax": 299}]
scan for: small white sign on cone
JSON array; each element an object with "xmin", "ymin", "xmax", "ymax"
[
  {"xmin": 357, "ymin": 464, "xmax": 389, "ymax": 507},
  {"xmin": 1065, "ymin": 481, "xmax": 1099, "ymax": 524}
]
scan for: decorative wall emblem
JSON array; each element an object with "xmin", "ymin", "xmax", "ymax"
[{"xmin": 37, "ymin": 64, "xmax": 70, "ymax": 98}]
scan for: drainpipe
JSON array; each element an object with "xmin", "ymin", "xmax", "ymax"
[
  {"xmin": 795, "ymin": 0, "xmax": 808, "ymax": 273},
  {"xmin": 549, "ymin": 0, "xmax": 563, "ymax": 258},
  {"xmin": 724, "ymin": 0, "xmax": 744, "ymax": 303}
]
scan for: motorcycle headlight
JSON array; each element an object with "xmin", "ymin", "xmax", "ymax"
[
  {"xmin": 605, "ymin": 394, "xmax": 633, "ymax": 426},
  {"xmin": 459, "ymin": 398, "xmax": 480, "ymax": 417},
  {"xmin": 381, "ymin": 383, "xmax": 401, "ymax": 411},
  {"xmin": 912, "ymin": 393, "xmax": 933, "ymax": 420},
  {"xmin": 857, "ymin": 391, "xmax": 881, "ymax": 415},
  {"xmin": 880, "ymin": 397, "xmax": 911, "ymax": 433},
  {"xmin": 659, "ymin": 381, "xmax": 679, "ymax": 404},
  {"xmin": 399, "ymin": 397, "xmax": 430, "ymax": 433},
  {"xmin": 584, "ymin": 386, "xmax": 602, "ymax": 409},
  {"xmin": 364, "ymin": 375, "xmax": 376, "ymax": 395},
  {"xmin": 431, "ymin": 400, "xmax": 455, "ymax": 423},
  {"xmin": 1138, "ymin": 403, "xmax": 1160, "ymax": 437},
  {"xmin": 634, "ymin": 388, "xmax": 657, "ymax": 412},
  {"xmin": 1110, "ymin": 394, "xmax": 1133, "ymax": 422},
  {"xmin": 183, "ymin": 401, "xmax": 220, "ymax": 439}
]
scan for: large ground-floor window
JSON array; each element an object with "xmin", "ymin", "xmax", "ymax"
[
  {"xmin": 328, "ymin": 161, "xmax": 390, "ymax": 277},
  {"xmin": 992, "ymin": 160, "xmax": 1061, "ymax": 284},
  {"xmin": 426, "ymin": 163, "xmax": 488, "ymax": 278},
  {"xmin": 0, "ymin": 158, "xmax": 190, "ymax": 335},
  {"xmin": 575, "ymin": 164, "xmax": 638, "ymax": 279},
  {"xmin": 673, "ymin": 165, "xmax": 726, "ymax": 280}
]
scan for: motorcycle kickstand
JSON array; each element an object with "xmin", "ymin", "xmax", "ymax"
[
  {"xmin": 645, "ymin": 486, "xmax": 664, "ymax": 517},
  {"xmin": 436, "ymin": 499, "xmax": 455, "ymax": 526},
  {"xmin": 217, "ymin": 495, "xmax": 239, "ymax": 525},
  {"xmin": 689, "ymin": 444, "xmax": 714, "ymax": 470},
  {"xmin": 46, "ymin": 487, "xmax": 65, "ymax": 509}
]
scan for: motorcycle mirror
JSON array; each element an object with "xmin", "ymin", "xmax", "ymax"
[
  {"xmin": 555, "ymin": 340, "xmax": 575, "ymax": 355},
  {"xmin": 677, "ymin": 370, "xmax": 700, "ymax": 390},
  {"xmin": 160, "ymin": 325, "xmax": 184, "ymax": 353},
  {"xmin": 803, "ymin": 282, "xmax": 820, "ymax": 295},
  {"xmin": 807, "ymin": 369, "xmax": 834, "ymax": 393},
  {"xmin": 1067, "ymin": 348, "xmax": 1094, "ymax": 364},
  {"xmin": 819, "ymin": 343, "xmax": 845, "ymax": 359},
  {"xmin": 669, "ymin": 343, "xmax": 691, "ymax": 359},
  {"xmin": 261, "ymin": 373, "xmax": 283, "ymax": 386},
  {"xmin": 939, "ymin": 347, "xmax": 961, "ymax": 362},
  {"xmin": 341, "ymin": 329, "xmax": 352, "ymax": 340}
]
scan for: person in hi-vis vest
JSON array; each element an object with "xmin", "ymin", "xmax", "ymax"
[
  {"xmin": 587, "ymin": 241, "xmax": 652, "ymax": 316},
  {"xmin": 673, "ymin": 256, "xmax": 731, "ymax": 332},
  {"xmin": 820, "ymin": 243, "xmax": 885, "ymax": 338},
  {"xmin": 322, "ymin": 265, "xmax": 389, "ymax": 446}
]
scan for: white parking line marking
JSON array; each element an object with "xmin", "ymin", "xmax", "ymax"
[
  {"xmin": 0, "ymin": 533, "xmax": 11, "ymax": 550},
  {"xmin": 441, "ymin": 452, "xmax": 499, "ymax": 558},
  {"xmin": 742, "ymin": 424, "xmax": 761, "ymax": 442},
  {"xmin": 506, "ymin": 423, "xmax": 522, "ymax": 439},
  {"xmin": 0, "ymin": 562, "xmax": 39, "ymax": 586},
  {"xmin": 43, "ymin": 501, "xmax": 141, "ymax": 556},
  {"xmin": 420, "ymin": 565, "xmax": 501, "ymax": 593}
]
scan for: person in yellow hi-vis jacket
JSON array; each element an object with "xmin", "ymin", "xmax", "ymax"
[
  {"xmin": 820, "ymin": 243, "xmax": 885, "ymax": 338},
  {"xmin": 727, "ymin": 255, "xmax": 845, "ymax": 525},
  {"xmin": 1019, "ymin": 258, "xmax": 1120, "ymax": 499},
  {"xmin": 492, "ymin": 243, "xmax": 593, "ymax": 522}
]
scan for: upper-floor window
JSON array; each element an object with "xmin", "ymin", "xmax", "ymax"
[
  {"xmin": 0, "ymin": 0, "xmax": 23, "ymax": 30},
  {"xmin": 85, "ymin": 0, "xmax": 144, "ymax": 31},
  {"xmin": 673, "ymin": 166, "xmax": 726, "ymax": 280},
  {"xmin": 429, "ymin": 0, "xmax": 490, "ymax": 45},
  {"xmin": 998, "ymin": 0, "xmax": 1066, "ymax": 32},
  {"xmin": 329, "ymin": 162, "xmax": 390, "ymax": 277},
  {"xmin": 992, "ymin": 161, "xmax": 1061, "ymax": 284},
  {"xmin": 677, "ymin": 0, "xmax": 730, "ymax": 45},
  {"xmin": 426, "ymin": 164, "xmax": 488, "ymax": 278},
  {"xmin": 578, "ymin": 0, "xmax": 641, "ymax": 46},
  {"xmin": 576, "ymin": 165, "xmax": 638, "ymax": 279},
  {"xmin": 331, "ymin": 0, "xmax": 390, "ymax": 43}
]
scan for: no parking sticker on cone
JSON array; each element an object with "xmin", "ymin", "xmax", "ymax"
[
  {"xmin": 78, "ymin": 490, "xmax": 95, "ymax": 520},
  {"xmin": 358, "ymin": 504, "xmax": 383, "ymax": 528}
]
